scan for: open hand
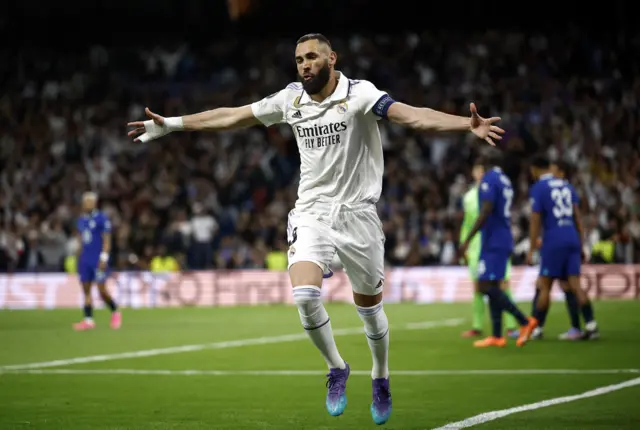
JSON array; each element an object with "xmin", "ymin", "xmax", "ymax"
[
  {"xmin": 469, "ymin": 103, "xmax": 505, "ymax": 146},
  {"xmin": 127, "ymin": 107, "xmax": 170, "ymax": 143}
]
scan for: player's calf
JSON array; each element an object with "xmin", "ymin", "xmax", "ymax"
[
  {"xmin": 73, "ymin": 282, "xmax": 96, "ymax": 331},
  {"xmin": 560, "ymin": 282, "xmax": 582, "ymax": 332},
  {"xmin": 97, "ymin": 284, "xmax": 121, "ymax": 329},
  {"xmin": 531, "ymin": 277, "xmax": 552, "ymax": 328},
  {"xmin": 566, "ymin": 275, "xmax": 599, "ymax": 339},
  {"xmin": 355, "ymin": 295, "xmax": 391, "ymax": 425},
  {"xmin": 480, "ymin": 281, "xmax": 533, "ymax": 338},
  {"xmin": 291, "ymin": 272, "xmax": 348, "ymax": 416}
]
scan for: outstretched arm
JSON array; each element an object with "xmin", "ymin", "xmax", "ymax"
[
  {"xmin": 386, "ymin": 102, "xmax": 504, "ymax": 146},
  {"xmin": 128, "ymin": 88, "xmax": 288, "ymax": 143},
  {"xmin": 128, "ymin": 106, "xmax": 261, "ymax": 142}
]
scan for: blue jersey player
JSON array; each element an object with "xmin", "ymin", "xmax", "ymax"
[
  {"xmin": 458, "ymin": 149, "xmax": 537, "ymax": 348},
  {"xmin": 73, "ymin": 192, "xmax": 122, "ymax": 331},
  {"xmin": 527, "ymin": 156, "xmax": 598, "ymax": 340},
  {"xmin": 529, "ymin": 160, "xmax": 588, "ymax": 340}
]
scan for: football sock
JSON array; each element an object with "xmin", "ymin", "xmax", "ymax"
[
  {"xmin": 356, "ymin": 303, "xmax": 390, "ymax": 379},
  {"xmin": 581, "ymin": 301, "xmax": 595, "ymax": 325},
  {"xmin": 504, "ymin": 289, "xmax": 518, "ymax": 330},
  {"xmin": 486, "ymin": 286, "xmax": 529, "ymax": 326},
  {"xmin": 83, "ymin": 304, "xmax": 93, "ymax": 321},
  {"xmin": 292, "ymin": 286, "xmax": 346, "ymax": 369},
  {"xmin": 564, "ymin": 291, "xmax": 581, "ymax": 330},
  {"xmin": 488, "ymin": 295, "xmax": 504, "ymax": 338},
  {"xmin": 102, "ymin": 295, "xmax": 118, "ymax": 312}
]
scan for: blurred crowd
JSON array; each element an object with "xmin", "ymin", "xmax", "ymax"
[{"xmin": 1, "ymin": 29, "xmax": 639, "ymax": 272}]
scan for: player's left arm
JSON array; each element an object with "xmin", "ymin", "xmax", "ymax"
[
  {"xmin": 386, "ymin": 102, "xmax": 505, "ymax": 146},
  {"xmin": 459, "ymin": 180, "xmax": 495, "ymax": 254},
  {"xmin": 359, "ymin": 81, "xmax": 503, "ymax": 145},
  {"xmin": 568, "ymin": 185, "xmax": 587, "ymax": 261},
  {"xmin": 527, "ymin": 186, "xmax": 543, "ymax": 264},
  {"xmin": 462, "ymin": 201, "xmax": 493, "ymax": 250},
  {"xmin": 99, "ymin": 216, "xmax": 112, "ymax": 270}
]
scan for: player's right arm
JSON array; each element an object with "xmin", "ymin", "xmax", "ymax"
[
  {"xmin": 570, "ymin": 185, "xmax": 587, "ymax": 261},
  {"xmin": 456, "ymin": 176, "xmax": 496, "ymax": 260},
  {"xmin": 75, "ymin": 219, "xmax": 83, "ymax": 259},
  {"xmin": 127, "ymin": 89, "xmax": 288, "ymax": 143},
  {"xmin": 527, "ymin": 184, "xmax": 543, "ymax": 264}
]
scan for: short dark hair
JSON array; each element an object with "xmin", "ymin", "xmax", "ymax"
[
  {"xmin": 552, "ymin": 159, "xmax": 574, "ymax": 179},
  {"xmin": 530, "ymin": 153, "xmax": 550, "ymax": 169},
  {"xmin": 475, "ymin": 147, "xmax": 504, "ymax": 169},
  {"xmin": 296, "ymin": 33, "xmax": 332, "ymax": 48}
]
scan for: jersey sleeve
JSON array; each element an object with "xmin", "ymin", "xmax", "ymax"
[
  {"xmin": 478, "ymin": 175, "xmax": 499, "ymax": 206},
  {"xmin": 357, "ymin": 80, "xmax": 396, "ymax": 119},
  {"xmin": 529, "ymin": 183, "xmax": 542, "ymax": 213},
  {"xmin": 250, "ymin": 88, "xmax": 289, "ymax": 127},
  {"xmin": 76, "ymin": 218, "xmax": 82, "ymax": 232}
]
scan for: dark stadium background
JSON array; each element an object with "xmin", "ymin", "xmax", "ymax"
[{"xmin": 1, "ymin": 0, "xmax": 638, "ymax": 272}]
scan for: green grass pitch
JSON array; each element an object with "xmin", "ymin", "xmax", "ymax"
[{"xmin": 1, "ymin": 301, "xmax": 639, "ymax": 429}]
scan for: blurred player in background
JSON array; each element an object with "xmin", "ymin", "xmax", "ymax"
[
  {"xmin": 127, "ymin": 33, "xmax": 503, "ymax": 424},
  {"xmin": 460, "ymin": 160, "xmax": 519, "ymax": 339},
  {"xmin": 73, "ymin": 192, "xmax": 121, "ymax": 331},
  {"xmin": 530, "ymin": 160, "xmax": 584, "ymax": 340},
  {"xmin": 527, "ymin": 155, "xmax": 599, "ymax": 340},
  {"xmin": 457, "ymin": 149, "xmax": 537, "ymax": 348}
]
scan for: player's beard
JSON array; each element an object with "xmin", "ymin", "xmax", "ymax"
[{"xmin": 301, "ymin": 60, "xmax": 331, "ymax": 95}]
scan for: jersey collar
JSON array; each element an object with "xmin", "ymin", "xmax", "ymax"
[
  {"xmin": 541, "ymin": 173, "xmax": 554, "ymax": 180},
  {"xmin": 298, "ymin": 71, "xmax": 350, "ymax": 106}
]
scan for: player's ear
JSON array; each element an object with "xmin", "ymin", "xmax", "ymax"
[{"xmin": 329, "ymin": 50, "xmax": 337, "ymax": 67}]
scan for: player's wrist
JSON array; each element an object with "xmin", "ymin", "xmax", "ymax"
[
  {"xmin": 165, "ymin": 116, "xmax": 184, "ymax": 131},
  {"xmin": 100, "ymin": 252, "xmax": 109, "ymax": 263}
]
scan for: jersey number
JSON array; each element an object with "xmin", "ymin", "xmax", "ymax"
[
  {"xmin": 288, "ymin": 227, "xmax": 298, "ymax": 246},
  {"xmin": 82, "ymin": 230, "xmax": 92, "ymax": 244},
  {"xmin": 503, "ymin": 188, "xmax": 514, "ymax": 218},
  {"xmin": 551, "ymin": 187, "xmax": 573, "ymax": 218}
]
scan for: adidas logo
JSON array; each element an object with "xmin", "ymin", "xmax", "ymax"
[{"xmin": 291, "ymin": 110, "xmax": 302, "ymax": 119}]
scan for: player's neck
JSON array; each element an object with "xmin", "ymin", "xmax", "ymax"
[{"xmin": 309, "ymin": 71, "xmax": 339, "ymax": 103}]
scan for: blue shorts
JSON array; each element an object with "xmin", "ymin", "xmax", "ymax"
[
  {"xmin": 478, "ymin": 249, "xmax": 511, "ymax": 282},
  {"xmin": 539, "ymin": 247, "xmax": 581, "ymax": 279},
  {"xmin": 78, "ymin": 263, "xmax": 110, "ymax": 284}
]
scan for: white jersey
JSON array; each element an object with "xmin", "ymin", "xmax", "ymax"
[{"xmin": 251, "ymin": 72, "xmax": 389, "ymax": 214}]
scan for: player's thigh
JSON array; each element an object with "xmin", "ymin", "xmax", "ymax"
[
  {"xmin": 336, "ymin": 209, "xmax": 385, "ymax": 296},
  {"xmin": 78, "ymin": 264, "xmax": 95, "ymax": 284},
  {"xmin": 287, "ymin": 211, "xmax": 336, "ymax": 287},
  {"xmin": 565, "ymin": 248, "xmax": 582, "ymax": 278},
  {"xmin": 96, "ymin": 268, "xmax": 111, "ymax": 288},
  {"xmin": 477, "ymin": 249, "xmax": 510, "ymax": 282},
  {"xmin": 539, "ymin": 247, "xmax": 567, "ymax": 279}
]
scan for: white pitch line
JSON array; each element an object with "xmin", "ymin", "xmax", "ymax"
[
  {"xmin": 2, "ymin": 368, "xmax": 639, "ymax": 377},
  {"xmin": 432, "ymin": 376, "xmax": 640, "ymax": 429},
  {"xmin": 0, "ymin": 318, "xmax": 464, "ymax": 371}
]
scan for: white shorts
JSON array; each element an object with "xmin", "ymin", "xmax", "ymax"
[{"xmin": 286, "ymin": 204, "xmax": 386, "ymax": 296}]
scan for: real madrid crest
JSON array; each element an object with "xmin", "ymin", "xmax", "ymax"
[{"xmin": 336, "ymin": 102, "xmax": 348, "ymax": 114}]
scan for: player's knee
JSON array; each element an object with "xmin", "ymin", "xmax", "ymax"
[
  {"xmin": 356, "ymin": 303, "xmax": 389, "ymax": 339},
  {"xmin": 292, "ymin": 285, "xmax": 328, "ymax": 329},
  {"xmin": 81, "ymin": 282, "xmax": 92, "ymax": 295}
]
